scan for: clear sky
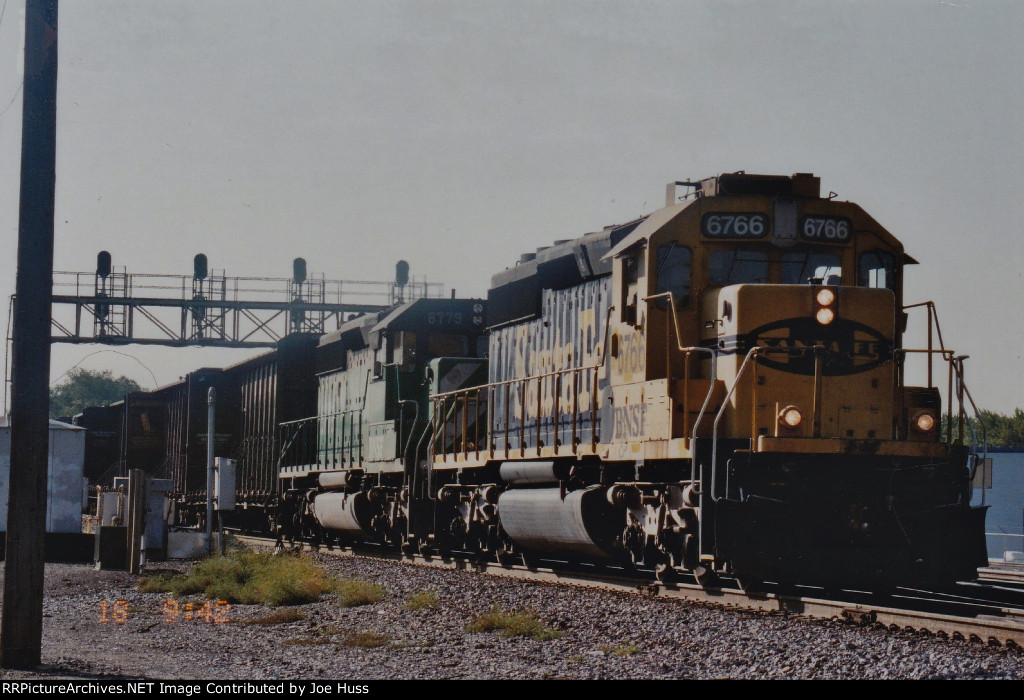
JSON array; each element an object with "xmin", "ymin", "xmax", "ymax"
[{"xmin": 1, "ymin": 1, "xmax": 1022, "ymax": 414}]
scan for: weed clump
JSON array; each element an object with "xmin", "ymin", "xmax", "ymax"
[
  {"xmin": 402, "ymin": 591, "xmax": 439, "ymax": 611},
  {"xmin": 137, "ymin": 548, "xmax": 334, "ymax": 606},
  {"xmin": 465, "ymin": 607, "xmax": 564, "ymax": 641},
  {"xmin": 341, "ymin": 631, "xmax": 389, "ymax": 648},
  {"xmin": 335, "ymin": 578, "xmax": 385, "ymax": 607},
  {"xmin": 239, "ymin": 609, "xmax": 307, "ymax": 626}
]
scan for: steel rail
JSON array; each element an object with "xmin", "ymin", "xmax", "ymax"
[{"xmin": 978, "ymin": 567, "xmax": 1024, "ymax": 585}]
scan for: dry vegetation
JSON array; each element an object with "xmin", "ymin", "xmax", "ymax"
[
  {"xmin": 465, "ymin": 607, "xmax": 564, "ymax": 641},
  {"xmin": 335, "ymin": 577, "xmax": 386, "ymax": 607},
  {"xmin": 138, "ymin": 548, "xmax": 334, "ymax": 606},
  {"xmin": 402, "ymin": 590, "xmax": 439, "ymax": 611},
  {"xmin": 240, "ymin": 609, "xmax": 308, "ymax": 626},
  {"xmin": 340, "ymin": 631, "xmax": 390, "ymax": 648}
]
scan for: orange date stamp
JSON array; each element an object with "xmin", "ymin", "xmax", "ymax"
[{"xmin": 99, "ymin": 599, "xmax": 231, "ymax": 624}]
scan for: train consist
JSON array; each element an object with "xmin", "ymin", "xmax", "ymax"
[{"xmin": 75, "ymin": 172, "xmax": 988, "ymax": 588}]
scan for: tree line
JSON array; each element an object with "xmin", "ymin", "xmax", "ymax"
[
  {"xmin": 951, "ymin": 409, "xmax": 1024, "ymax": 448},
  {"xmin": 49, "ymin": 368, "xmax": 141, "ymax": 419}
]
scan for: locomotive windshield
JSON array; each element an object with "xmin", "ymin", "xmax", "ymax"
[
  {"xmin": 655, "ymin": 243, "xmax": 692, "ymax": 308},
  {"xmin": 709, "ymin": 249, "xmax": 769, "ymax": 284},
  {"xmin": 858, "ymin": 250, "xmax": 898, "ymax": 291},
  {"xmin": 781, "ymin": 252, "xmax": 842, "ymax": 285},
  {"xmin": 707, "ymin": 249, "xmax": 846, "ymax": 286}
]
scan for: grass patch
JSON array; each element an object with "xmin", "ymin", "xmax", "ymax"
[
  {"xmin": 137, "ymin": 548, "xmax": 334, "ymax": 606},
  {"xmin": 335, "ymin": 577, "xmax": 385, "ymax": 607},
  {"xmin": 597, "ymin": 643, "xmax": 642, "ymax": 656},
  {"xmin": 465, "ymin": 607, "xmax": 564, "ymax": 641},
  {"xmin": 341, "ymin": 631, "xmax": 389, "ymax": 648},
  {"xmin": 387, "ymin": 640, "xmax": 423, "ymax": 650},
  {"xmin": 402, "ymin": 591, "xmax": 439, "ymax": 611},
  {"xmin": 138, "ymin": 571, "xmax": 179, "ymax": 593},
  {"xmin": 239, "ymin": 609, "xmax": 307, "ymax": 626}
]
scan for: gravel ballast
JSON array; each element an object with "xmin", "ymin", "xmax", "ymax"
[{"xmin": 1, "ymin": 552, "xmax": 1023, "ymax": 680}]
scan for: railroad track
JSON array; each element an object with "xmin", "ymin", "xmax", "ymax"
[
  {"xmin": 232, "ymin": 534, "xmax": 1024, "ymax": 648},
  {"xmin": 979, "ymin": 567, "xmax": 1024, "ymax": 585}
]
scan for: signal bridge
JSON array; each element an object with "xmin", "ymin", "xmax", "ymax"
[{"xmin": 43, "ymin": 253, "xmax": 441, "ymax": 349}]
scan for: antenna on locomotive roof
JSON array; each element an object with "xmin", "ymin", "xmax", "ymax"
[{"xmin": 666, "ymin": 180, "xmax": 701, "ymax": 206}]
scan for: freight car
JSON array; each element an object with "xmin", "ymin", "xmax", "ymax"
[{"xmin": 170, "ymin": 333, "xmax": 319, "ymax": 529}]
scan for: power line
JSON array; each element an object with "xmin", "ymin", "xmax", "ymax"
[
  {"xmin": 50, "ymin": 349, "xmax": 160, "ymax": 389},
  {"xmin": 0, "ymin": 81, "xmax": 22, "ymax": 118}
]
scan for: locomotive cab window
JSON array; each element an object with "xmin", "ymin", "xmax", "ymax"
[
  {"xmin": 393, "ymin": 331, "xmax": 417, "ymax": 371},
  {"xmin": 858, "ymin": 250, "xmax": 898, "ymax": 291},
  {"xmin": 654, "ymin": 243, "xmax": 691, "ymax": 309},
  {"xmin": 709, "ymin": 249, "xmax": 769, "ymax": 285},
  {"xmin": 782, "ymin": 252, "xmax": 842, "ymax": 285},
  {"xmin": 427, "ymin": 332, "xmax": 469, "ymax": 357}
]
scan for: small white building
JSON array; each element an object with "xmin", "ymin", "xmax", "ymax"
[{"xmin": 0, "ymin": 417, "xmax": 86, "ymax": 534}]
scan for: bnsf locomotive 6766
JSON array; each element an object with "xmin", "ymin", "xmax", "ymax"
[{"xmin": 79, "ymin": 172, "xmax": 988, "ymax": 588}]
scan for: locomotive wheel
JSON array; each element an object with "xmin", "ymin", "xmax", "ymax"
[
  {"xmin": 735, "ymin": 576, "xmax": 765, "ymax": 594},
  {"xmin": 496, "ymin": 546, "xmax": 517, "ymax": 568},
  {"xmin": 693, "ymin": 564, "xmax": 719, "ymax": 588},
  {"xmin": 655, "ymin": 562, "xmax": 678, "ymax": 583}
]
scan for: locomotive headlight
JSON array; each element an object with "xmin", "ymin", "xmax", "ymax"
[
  {"xmin": 779, "ymin": 405, "xmax": 803, "ymax": 428},
  {"xmin": 815, "ymin": 307, "xmax": 835, "ymax": 325},
  {"xmin": 816, "ymin": 288, "xmax": 835, "ymax": 307},
  {"xmin": 913, "ymin": 411, "xmax": 936, "ymax": 433}
]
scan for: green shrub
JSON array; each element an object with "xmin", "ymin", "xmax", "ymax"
[
  {"xmin": 138, "ymin": 571, "xmax": 178, "ymax": 593},
  {"xmin": 138, "ymin": 548, "xmax": 334, "ymax": 606},
  {"xmin": 465, "ymin": 607, "xmax": 563, "ymax": 641},
  {"xmin": 402, "ymin": 591, "xmax": 439, "ymax": 611},
  {"xmin": 335, "ymin": 578, "xmax": 385, "ymax": 607}
]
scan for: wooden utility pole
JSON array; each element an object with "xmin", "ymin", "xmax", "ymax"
[{"xmin": 1, "ymin": 0, "xmax": 59, "ymax": 669}]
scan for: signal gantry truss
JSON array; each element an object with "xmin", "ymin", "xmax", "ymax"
[{"xmin": 47, "ymin": 267, "xmax": 443, "ymax": 348}]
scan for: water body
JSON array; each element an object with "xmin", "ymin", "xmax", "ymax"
[{"xmin": 971, "ymin": 450, "xmax": 1024, "ymax": 559}]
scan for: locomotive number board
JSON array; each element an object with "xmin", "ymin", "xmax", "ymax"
[
  {"xmin": 701, "ymin": 213, "xmax": 769, "ymax": 239},
  {"xmin": 800, "ymin": 215, "xmax": 852, "ymax": 243}
]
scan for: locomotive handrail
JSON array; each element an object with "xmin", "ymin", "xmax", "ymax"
[
  {"xmin": 279, "ymin": 406, "xmax": 366, "ymax": 427},
  {"xmin": 430, "ymin": 364, "xmax": 601, "ymax": 463},
  {"xmin": 709, "ymin": 345, "xmax": 817, "ymax": 502},
  {"xmin": 951, "ymin": 357, "xmax": 988, "ymax": 478},
  {"xmin": 643, "ymin": 291, "xmax": 720, "ymax": 483},
  {"xmin": 895, "ymin": 348, "xmax": 966, "ymax": 447},
  {"xmin": 903, "ymin": 301, "xmax": 949, "ymax": 389},
  {"xmin": 278, "ymin": 406, "xmax": 366, "ymax": 471},
  {"xmin": 429, "ymin": 305, "xmax": 615, "ymax": 464},
  {"xmin": 424, "ymin": 398, "xmax": 462, "ymax": 496},
  {"xmin": 704, "ymin": 343, "xmax": 976, "ymax": 505}
]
